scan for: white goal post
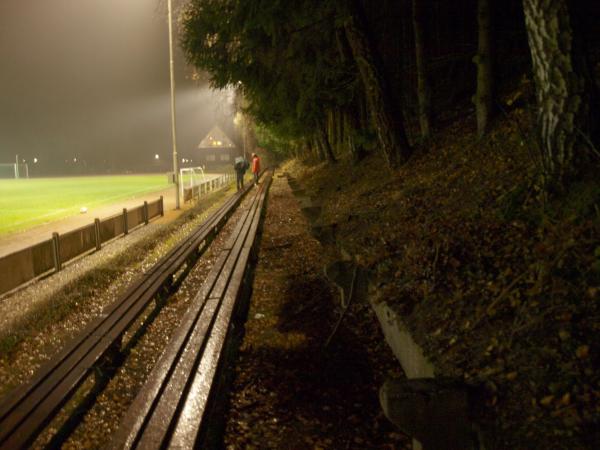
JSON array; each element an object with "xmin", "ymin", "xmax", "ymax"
[
  {"xmin": 0, "ymin": 163, "xmax": 28, "ymax": 179},
  {"xmin": 179, "ymin": 166, "xmax": 206, "ymax": 199}
]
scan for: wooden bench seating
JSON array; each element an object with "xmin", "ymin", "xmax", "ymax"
[
  {"xmin": 0, "ymin": 181, "xmax": 253, "ymax": 450},
  {"xmin": 109, "ymin": 173, "xmax": 272, "ymax": 450}
]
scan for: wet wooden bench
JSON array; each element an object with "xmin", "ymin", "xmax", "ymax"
[
  {"xmin": 0, "ymin": 182, "xmax": 252, "ymax": 450},
  {"xmin": 109, "ymin": 173, "xmax": 271, "ymax": 449}
]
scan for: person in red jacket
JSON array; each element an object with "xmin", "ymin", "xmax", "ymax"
[{"xmin": 251, "ymin": 152, "xmax": 260, "ymax": 185}]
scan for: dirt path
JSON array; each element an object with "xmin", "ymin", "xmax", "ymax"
[
  {"xmin": 223, "ymin": 174, "xmax": 409, "ymax": 449},
  {"xmin": 0, "ymin": 174, "xmax": 223, "ymax": 257}
]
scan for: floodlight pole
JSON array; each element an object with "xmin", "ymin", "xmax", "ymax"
[{"xmin": 168, "ymin": 0, "xmax": 180, "ymax": 209}]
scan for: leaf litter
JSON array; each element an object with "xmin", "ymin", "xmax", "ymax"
[
  {"xmin": 284, "ymin": 104, "xmax": 600, "ymax": 449},
  {"xmin": 223, "ymin": 175, "xmax": 409, "ymax": 449}
]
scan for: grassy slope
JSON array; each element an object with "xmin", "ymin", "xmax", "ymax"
[
  {"xmin": 287, "ymin": 107, "xmax": 600, "ymax": 448},
  {"xmin": 0, "ymin": 174, "xmax": 169, "ymax": 235}
]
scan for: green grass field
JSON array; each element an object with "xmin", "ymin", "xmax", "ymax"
[{"xmin": 0, "ymin": 175, "xmax": 171, "ymax": 236}]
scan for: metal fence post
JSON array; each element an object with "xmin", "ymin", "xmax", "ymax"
[
  {"xmin": 143, "ymin": 201, "xmax": 149, "ymax": 225},
  {"xmin": 123, "ymin": 208, "xmax": 129, "ymax": 235},
  {"xmin": 94, "ymin": 218, "xmax": 101, "ymax": 251},
  {"xmin": 160, "ymin": 196, "xmax": 164, "ymax": 216},
  {"xmin": 52, "ymin": 232, "xmax": 62, "ymax": 272}
]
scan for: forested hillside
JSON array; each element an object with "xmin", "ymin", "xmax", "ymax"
[{"xmin": 180, "ymin": 0, "xmax": 600, "ymax": 448}]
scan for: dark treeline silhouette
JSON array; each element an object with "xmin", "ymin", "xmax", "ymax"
[{"xmin": 181, "ymin": 0, "xmax": 599, "ymax": 192}]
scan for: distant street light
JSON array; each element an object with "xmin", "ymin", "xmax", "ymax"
[{"xmin": 167, "ymin": 0, "xmax": 180, "ymax": 209}]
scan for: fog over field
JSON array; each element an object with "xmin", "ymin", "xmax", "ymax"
[{"xmin": 0, "ymin": 0, "xmax": 236, "ymax": 174}]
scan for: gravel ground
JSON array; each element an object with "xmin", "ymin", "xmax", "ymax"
[
  {"xmin": 56, "ymin": 191, "xmax": 253, "ymax": 449},
  {"xmin": 0, "ymin": 185, "xmax": 252, "ymax": 447}
]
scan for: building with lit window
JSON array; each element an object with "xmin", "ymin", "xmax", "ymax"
[{"xmin": 196, "ymin": 125, "xmax": 237, "ymax": 168}]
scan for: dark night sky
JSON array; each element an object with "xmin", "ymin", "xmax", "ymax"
[{"xmin": 0, "ymin": 0, "xmax": 235, "ymax": 174}]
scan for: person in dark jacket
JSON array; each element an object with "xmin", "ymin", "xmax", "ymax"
[{"xmin": 234, "ymin": 155, "xmax": 249, "ymax": 191}]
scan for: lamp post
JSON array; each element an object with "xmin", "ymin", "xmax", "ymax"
[{"xmin": 167, "ymin": 0, "xmax": 180, "ymax": 209}]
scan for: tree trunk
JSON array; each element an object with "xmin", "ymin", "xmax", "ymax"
[
  {"xmin": 312, "ymin": 136, "xmax": 325, "ymax": 161},
  {"xmin": 319, "ymin": 123, "xmax": 337, "ymax": 163},
  {"xmin": 345, "ymin": 108, "xmax": 367, "ymax": 162},
  {"xmin": 300, "ymin": 139, "xmax": 309, "ymax": 159},
  {"xmin": 339, "ymin": 0, "xmax": 412, "ymax": 168},
  {"xmin": 412, "ymin": 0, "xmax": 433, "ymax": 140},
  {"xmin": 523, "ymin": 0, "xmax": 597, "ymax": 189},
  {"xmin": 327, "ymin": 109, "xmax": 339, "ymax": 156},
  {"xmin": 336, "ymin": 107, "xmax": 344, "ymax": 155},
  {"xmin": 473, "ymin": 0, "xmax": 494, "ymax": 138}
]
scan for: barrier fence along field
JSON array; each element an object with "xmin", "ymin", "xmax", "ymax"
[
  {"xmin": 0, "ymin": 176, "xmax": 256, "ymax": 450},
  {"xmin": 0, "ymin": 197, "xmax": 164, "ymax": 296},
  {"xmin": 183, "ymin": 173, "xmax": 232, "ymax": 203}
]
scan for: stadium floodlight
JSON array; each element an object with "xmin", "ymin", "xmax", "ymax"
[{"xmin": 167, "ymin": 0, "xmax": 180, "ymax": 210}]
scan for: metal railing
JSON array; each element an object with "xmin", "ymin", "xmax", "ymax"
[{"xmin": 182, "ymin": 173, "xmax": 232, "ymax": 203}]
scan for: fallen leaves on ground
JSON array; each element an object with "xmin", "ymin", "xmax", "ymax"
[
  {"xmin": 286, "ymin": 105, "xmax": 600, "ymax": 449},
  {"xmin": 223, "ymin": 177, "xmax": 408, "ymax": 449}
]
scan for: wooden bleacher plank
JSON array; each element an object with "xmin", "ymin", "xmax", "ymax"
[
  {"xmin": 110, "ymin": 174, "xmax": 271, "ymax": 449},
  {"xmin": 169, "ymin": 246, "xmax": 251, "ymax": 450},
  {"xmin": 0, "ymin": 194, "xmax": 239, "ymax": 428},
  {"xmin": 0, "ymin": 184, "xmax": 252, "ymax": 449}
]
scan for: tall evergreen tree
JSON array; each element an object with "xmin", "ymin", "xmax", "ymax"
[
  {"xmin": 182, "ymin": 0, "xmax": 359, "ymax": 162},
  {"xmin": 337, "ymin": 0, "xmax": 412, "ymax": 167},
  {"xmin": 412, "ymin": 0, "xmax": 433, "ymax": 140},
  {"xmin": 474, "ymin": 0, "xmax": 494, "ymax": 138}
]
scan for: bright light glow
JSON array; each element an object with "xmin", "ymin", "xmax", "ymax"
[
  {"xmin": 155, "ymin": 154, "xmax": 160, "ymax": 160},
  {"xmin": 233, "ymin": 112, "xmax": 242, "ymax": 126},
  {"xmin": 33, "ymin": 157, "xmax": 38, "ymax": 163},
  {"xmin": 73, "ymin": 157, "xmax": 77, "ymax": 162}
]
